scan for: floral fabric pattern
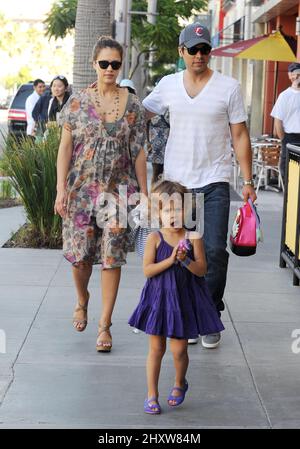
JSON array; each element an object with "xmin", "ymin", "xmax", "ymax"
[
  {"xmin": 147, "ymin": 111, "xmax": 169, "ymax": 164},
  {"xmin": 59, "ymin": 89, "xmax": 146, "ymax": 267}
]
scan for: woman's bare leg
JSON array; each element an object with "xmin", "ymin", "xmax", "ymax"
[
  {"xmin": 72, "ymin": 262, "xmax": 93, "ymax": 330},
  {"xmin": 97, "ymin": 267, "xmax": 121, "ymax": 348}
]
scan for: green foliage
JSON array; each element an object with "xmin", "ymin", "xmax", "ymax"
[
  {"xmin": 44, "ymin": 0, "xmax": 207, "ymax": 59},
  {"xmin": 131, "ymin": 0, "xmax": 207, "ymax": 64},
  {"xmin": 0, "ymin": 14, "xmax": 73, "ymax": 90},
  {"xmin": 0, "ymin": 179, "xmax": 16, "ymax": 200},
  {"xmin": 2, "ymin": 127, "xmax": 62, "ymax": 247},
  {"xmin": 44, "ymin": 0, "xmax": 77, "ymax": 39},
  {"xmin": 3, "ymin": 67, "xmax": 33, "ymax": 90},
  {"xmin": 43, "ymin": 0, "xmax": 207, "ymax": 82}
]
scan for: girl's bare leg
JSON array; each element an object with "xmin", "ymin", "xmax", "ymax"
[
  {"xmin": 169, "ymin": 338, "xmax": 189, "ymax": 405},
  {"xmin": 146, "ymin": 335, "xmax": 166, "ymax": 409}
]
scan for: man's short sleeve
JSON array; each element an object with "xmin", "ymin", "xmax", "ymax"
[
  {"xmin": 228, "ymin": 84, "xmax": 247, "ymax": 124},
  {"xmin": 142, "ymin": 77, "xmax": 168, "ymax": 115},
  {"xmin": 270, "ymin": 94, "xmax": 284, "ymax": 120}
]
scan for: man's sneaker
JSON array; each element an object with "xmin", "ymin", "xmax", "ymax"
[
  {"xmin": 188, "ymin": 337, "xmax": 199, "ymax": 344},
  {"xmin": 201, "ymin": 333, "xmax": 221, "ymax": 349}
]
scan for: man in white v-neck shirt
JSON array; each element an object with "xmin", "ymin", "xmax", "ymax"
[{"xmin": 143, "ymin": 22, "xmax": 256, "ymax": 348}]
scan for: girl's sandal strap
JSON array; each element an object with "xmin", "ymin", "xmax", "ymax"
[
  {"xmin": 170, "ymin": 386, "xmax": 185, "ymax": 394},
  {"xmin": 144, "ymin": 397, "xmax": 161, "ymax": 414}
]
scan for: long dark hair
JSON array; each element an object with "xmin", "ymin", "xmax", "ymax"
[{"xmin": 48, "ymin": 91, "xmax": 70, "ymax": 122}]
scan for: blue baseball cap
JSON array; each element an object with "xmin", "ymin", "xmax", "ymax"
[
  {"xmin": 288, "ymin": 62, "xmax": 300, "ymax": 73},
  {"xmin": 179, "ymin": 22, "xmax": 211, "ymax": 48}
]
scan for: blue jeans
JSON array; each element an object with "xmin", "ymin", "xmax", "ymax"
[{"xmin": 191, "ymin": 182, "xmax": 230, "ymax": 315}]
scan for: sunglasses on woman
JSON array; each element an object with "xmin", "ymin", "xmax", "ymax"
[
  {"xmin": 185, "ymin": 44, "xmax": 211, "ymax": 56},
  {"xmin": 97, "ymin": 60, "xmax": 122, "ymax": 70}
]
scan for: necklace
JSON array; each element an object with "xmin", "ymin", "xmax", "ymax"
[{"xmin": 93, "ymin": 84, "xmax": 120, "ymax": 122}]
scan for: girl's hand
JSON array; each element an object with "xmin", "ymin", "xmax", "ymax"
[
  {"xmin": 54, "ymin": 189, "xmax": 68, "ymax": 218},
  {"xmin": 169, "ymin": 244, "xmax": 179, "ymax": 264},
  {"xmin": 176, "ymin": 249, "xmax": 187, "ymax": 262}
]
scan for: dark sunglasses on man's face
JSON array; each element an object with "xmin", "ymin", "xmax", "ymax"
[
  {"xmin": 97, "ymin": 60, "xmax": 122, "ymax": 70},
  {"xmin": 185, "ymin": 45, "xmax": 211, "ymax": 56}
]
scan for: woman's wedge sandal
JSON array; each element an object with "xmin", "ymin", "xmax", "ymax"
[
  {"xmin": 72, "ymin": 291, "xmax": 90, "ymax": 332},
  {"xmin": 96, "ymin": 323, "xmax": 112, "ymax": 352},
  {"xmin": 167, "ymin": 380, "xmax": 189, "ymax": 407},
  {"xmin": 144, "ymin": 397, "xmax": 161, "ymax": 415}
]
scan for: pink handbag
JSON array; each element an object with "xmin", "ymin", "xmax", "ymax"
[{"xmin": 230, "ymin": 199, "xmax": 260, "ymax": 256}]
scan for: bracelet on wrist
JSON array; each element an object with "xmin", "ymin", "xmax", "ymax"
[
  {"xmin": 180, "ymin": 256, "xmax": 192, "ymax": 268},
  {"xmin": 243, "ymin": 179, "xmax": 254, "ymax": 187}
]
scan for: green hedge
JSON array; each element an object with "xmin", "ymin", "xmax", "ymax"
[{"xmin": 2, "ymin": 127, "xmax": 62, "ymax": 246}]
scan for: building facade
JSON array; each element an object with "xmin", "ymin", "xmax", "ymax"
[{"xmin": 209, "ymin": 0, "xmax": 300, "ymax": 136}]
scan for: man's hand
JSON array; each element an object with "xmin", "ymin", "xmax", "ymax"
[{"xmin": 242, "ymin": 185, "xmax": 257, "ymax": 203}]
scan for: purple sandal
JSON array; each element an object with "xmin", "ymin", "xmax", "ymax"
[
  {"xmin": 167, "ymin": 380, "xmax": 189, "ymax": 407},
  {"xmin": 144, "ymin": 397, "xmax": 161, "ymax": 415}
]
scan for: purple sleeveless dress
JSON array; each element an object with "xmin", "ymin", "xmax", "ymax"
[{"xmin": 128, "ymin": 231, "xmax": 225, "ymax": 339}]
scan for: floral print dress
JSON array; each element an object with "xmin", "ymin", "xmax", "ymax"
[
  {"xmin": 59, "ymin": 88, "xmax": 146, "ymax": 268},
  {"xmin": 147, "ymin": 111, "xmax": 169, "ymax": 165}
]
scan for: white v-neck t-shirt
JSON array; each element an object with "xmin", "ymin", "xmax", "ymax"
[{"xmin": 143, "ymin": 70, "xmax": 247, "ymax": 188}]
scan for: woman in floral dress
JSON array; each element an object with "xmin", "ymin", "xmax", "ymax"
[{"xmin": 54, "ymin": 36, "xmax": 147, "ymax": 353}]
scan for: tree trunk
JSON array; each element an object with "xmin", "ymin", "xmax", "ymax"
[{"xmin": 73, "ymin": 0, "xmax": 112, "ymax": 91}]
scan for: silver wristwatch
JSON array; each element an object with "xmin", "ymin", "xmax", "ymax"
[{"xmin": 243, "ymin": 179, "xmax": 254, "ymax": 187}]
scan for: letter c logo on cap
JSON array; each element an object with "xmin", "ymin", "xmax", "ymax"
[{"xmin": 195, "ymin": 27, "xmax": 203, "ymax": 36}]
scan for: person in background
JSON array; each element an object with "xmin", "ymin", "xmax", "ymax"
[
  {"xmin": 147, "ymin": 111, "xmax": 169, "ymax": 186},
  {"xmin": 48, "ymin": 75, "xmax": 70, "ymax": 124},
  {"xmin": 32, "ymin": 75, "xmax": 69, "ymax": 135},
  {"xmin": 271, "ymin": 62, "xmax": 300, "ymax": 184},
  {"xmin": 119, "ymin": 79, "xmax": 136, "ymax": 94},
  {"xmin": 25, "ymin": 79, "xmax": 46, "ymax": 137}
]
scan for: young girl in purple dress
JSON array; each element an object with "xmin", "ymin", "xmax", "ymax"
[{"xmin": 128, "ymin": 180, "xmax": 224, "ymax": 414}]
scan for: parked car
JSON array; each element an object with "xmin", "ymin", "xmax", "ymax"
[{"xmin": 7, "ymin": 83, "xmax": 34, "ymax": 138}]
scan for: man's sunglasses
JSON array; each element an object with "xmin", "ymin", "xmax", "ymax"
[
  {"xmin": 185, "ymin": 45, "xmax": 211, "ymax": 56},
  {"xmin": 97, "ymin": 60, "xmax": 122, "ymax": 70}
]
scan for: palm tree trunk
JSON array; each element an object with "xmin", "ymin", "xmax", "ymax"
[{"xmin": 73, "ymin": 0, "xmax": 112, "ymax": 91}]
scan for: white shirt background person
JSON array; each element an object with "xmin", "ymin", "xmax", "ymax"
[
  {"xmin": 271, "ymin": 62, "xmax": 300, "ymax": 181},
  {"xmin": 25, "ymin": 79, "xmax": 46, "ymax": 136},
  {"xmin": 271, "ymin": 65, "xmax": 300, "ymax": 135}
]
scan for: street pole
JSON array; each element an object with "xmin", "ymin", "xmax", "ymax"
[
  {"xmin": 124, "ymin": 0, "xmax": 132, "ymax": 78},
  {"xmin": 123, "ymin": 0, "xmax": 158, "ymax": 79},
  {"xmin": 147, "ymin": 0, "xmax": 157, "ymax": 25}
]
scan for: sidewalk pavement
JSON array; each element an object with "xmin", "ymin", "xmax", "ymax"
[{"xmin": 1, "ymin": 190, "xmax": 300, "ymax": 429}]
